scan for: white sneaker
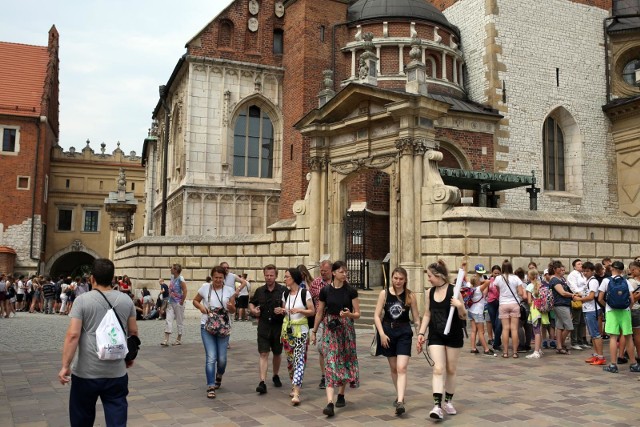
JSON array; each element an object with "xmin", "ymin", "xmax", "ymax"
[
  {"xmin": 526, "ymin": 351, "xmax": 541, "ymax": 359},
  {"xmin": 571, "ymin": 345, "xmax": 583, "ymax": 351},
  {"xmin": 443, "ymin": 402, "xmax": 457, "ymax": 415},
  {"xmin": 429, "ymin": 405, "xmax": 444, "ymax": 420}
]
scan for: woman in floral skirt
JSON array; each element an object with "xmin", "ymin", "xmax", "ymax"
[{"xmin": 311, "ymin": 260, "xmax": 360, "ymax": 417}]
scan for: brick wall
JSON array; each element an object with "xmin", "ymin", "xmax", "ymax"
[
  {"xmin": 436, "ymin": 128, "xmax": 494, "ymax": 171},
  {"xmin": 280, "ymin": 0, "xmax": 350, "ymax": 219},
  {"xmin": 187, "ymin": 0, "xmax": 284, "ymax": 68}
]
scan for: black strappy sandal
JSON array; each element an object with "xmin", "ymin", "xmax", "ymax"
[{"xmin": 214, "ymin": 375, "xmax": 222, "ymax": 389}]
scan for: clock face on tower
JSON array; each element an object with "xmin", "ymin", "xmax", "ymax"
[
  {"xmin": 275, "ymin": 1, "xmax": 285, "ymax": 18},
  {"xmin": 249, "ymin": 0, "xmax": 260, "ymax": 15}
]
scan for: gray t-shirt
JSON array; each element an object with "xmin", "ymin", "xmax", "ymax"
[{"xmin": 69, "ymin": 290, "xmax": 135, "ymax": 379}]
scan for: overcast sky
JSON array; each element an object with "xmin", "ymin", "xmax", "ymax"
[{"xmin": 0, "ymin": 0, "xmax": 229, "ymax": 155}]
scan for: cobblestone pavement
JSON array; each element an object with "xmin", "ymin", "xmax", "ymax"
[{"xmin": 1, "ymin": 312, "xmax": 640, "ymax": 426}]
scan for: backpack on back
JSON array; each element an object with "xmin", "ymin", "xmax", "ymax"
[
  {"xmin": 533, "ymin": 285, "xmax": 554, "ymax": 313},
  {"xmin": 95, "ymin": 306, "xmax": 128, "ymax": 360},
  {"xmin": 460, "ymin": 286, "xmax": 480, "ymax": 309},
  {"xmin": 605, "ymin": 276, "xmax": 631, "ymax": 309}
]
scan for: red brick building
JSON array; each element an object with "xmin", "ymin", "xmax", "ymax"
[{"xmin": 0, "ymin": 26, "xmax": 60, "ymax": 274}]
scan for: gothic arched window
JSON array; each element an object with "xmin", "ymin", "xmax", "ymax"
[
  {"xmin": 543, "ymin": 116, "xmax": 565, "ymax": 191},
  {"xmin": 233, "ymin": 105, "xmax": 274, "ymax": 178}
]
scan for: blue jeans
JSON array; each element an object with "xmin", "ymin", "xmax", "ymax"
[
  {"xmin": 487, "ymin": 300, "xmax": 502, "ymax": 348},
  {"xmin": 201, "ymin": 325, "xmax": 230, "ymax": 386},
  {"xmin": 69, "ymin": 374, "xmax": 128, "ymax": 427}
]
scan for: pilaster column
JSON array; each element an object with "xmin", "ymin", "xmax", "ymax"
[
  {"xmin": 351, "ymin": 49, "xmax": 357, "ymax": 79},
  {"xmin": 398, "ymin": 45, "xmax": 405, "ymax": 74},
  {"xmin": 413, "ymin": 140, "xmax": 426, "ymax": 262},
  {"xmin": 375, "ymin": 45, "xmax": 381, "ymax": 74},
  {"xmin": 395, "ymin": 137, "xmax": 415, "ymax": 265},
  {"xmin": 441, "ymin": 51, "xmax": 448, "ymax": 81},
  {"xmin": 453, "ymin": 57, "xmax": 458, "ymax": 85},
  {"xmin": 308, "ymin": 156, "xmax": 323, "ymax": 263}
]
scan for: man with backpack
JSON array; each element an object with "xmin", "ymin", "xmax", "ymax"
[
  {"xmin": 598, "ymin": 261, "xmax": 635, "ymax": 373},
  {"xmin": 58, "ymin": 258, "xmax": 138, "ymax": 426}
]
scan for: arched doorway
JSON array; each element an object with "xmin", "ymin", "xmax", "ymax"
[
  {"xmin": 342, "ymin": 169, "xmax": 391, "ymax": 289},
  {"xmin": 49, "ymin": 251, "xmax": 95, "ymax": 279}
]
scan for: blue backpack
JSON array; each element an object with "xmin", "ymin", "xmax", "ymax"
[{"xmin": 605, "ymin": 276, "xmax": 631, "ymax": 309}]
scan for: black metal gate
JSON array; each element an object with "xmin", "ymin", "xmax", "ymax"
[{"xmin": 344, "ymin": 210, "xmax": 367, "ymax": 288}]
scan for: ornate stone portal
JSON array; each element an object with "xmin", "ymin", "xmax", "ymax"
[
  {"xmin": 295, "ymin": 83, "xmax": 455, "ymax": 293},
  {"xmin": 104, "ymin": 169, "xmax": 138, "ymax": 259}
]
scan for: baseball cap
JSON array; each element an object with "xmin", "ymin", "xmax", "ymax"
[
  {"xmin": 474, "ymin": 264, "xmax": 487, "ymax": 274},
  {"xmin": 543, "ymin": 269, "xmax": 549, "ymax": 275},
  {"xmin": 611, "ymin": 261, "xmax": 625, "ymax": 271}
]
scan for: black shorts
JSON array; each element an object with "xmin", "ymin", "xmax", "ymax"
[
  {"xmin": 257, "ymin": 325, "xmax": 283, "ymax": 355},
  {"xmin": 16, "ymin": 294, "xmax": 24, "ymax": 302},
  {"xmin": 377, "ymin": 322, "xmax": 413, "ymax": 357},
  {"xmin": 236, "ymin": 295, "xmax": 249, "ymax": 309},
  {"xmin": 428, "ymin": 330, "xmax": 464, "ymax": 348}
]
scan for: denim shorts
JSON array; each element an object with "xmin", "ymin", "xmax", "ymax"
[
  {"xmin": 469, "ymin": 311, "xmax": 485, "ymax": 323},
  {"xmin": 584, "ymin": 311, "xmax": 601, "ymax": 339}
]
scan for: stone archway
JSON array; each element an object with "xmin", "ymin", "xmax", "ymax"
[
  {"xmin": 49, "ymin": 251, "xmax": 96, "ymax": 279},
  {"xmin": 44, "ymin": 240, "xmax": 101, "ymax": 276}
]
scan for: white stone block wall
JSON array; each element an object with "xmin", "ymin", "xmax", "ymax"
[
  {"xmin": 0, "ymin": 216, "xmax": 42, "ymax": 274},
  {"xmin": 444, "ymin": 0, "xmax": 615, "ymax": 215},
  {"xmin": 422, "ymin": 207, "xmax": 640, "ymax": 281}
]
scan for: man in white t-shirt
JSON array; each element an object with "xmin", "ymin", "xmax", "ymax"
[
  {"xmin": 567, "ymin": 259, "xmax": 588, "ymax": 350},
  {"xmin": 598, "ymin": 261, "xmax": 635, "ymax": 374},
  {"xmin": 220, "ymin": 262, "xmax": 248, "ymax": 296}
]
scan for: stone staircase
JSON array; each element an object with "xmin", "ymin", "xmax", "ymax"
[{"xmin": 355, "ymin": 288, "xmax": 382, "ymax": 328}]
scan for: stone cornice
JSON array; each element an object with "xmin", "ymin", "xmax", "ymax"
[{"xmin": 443, "ymin": 206, "xmax": 640, "ymax": 229}]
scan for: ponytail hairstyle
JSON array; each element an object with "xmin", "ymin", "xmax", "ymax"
[
  {"xmin": 528, "ymin": 268, "xmax": 540, "ymax": 297},
  {"xmin": 391, "ymin": 266, "xmax": 412, "ymax": 307},
  {"xmin": 427, "ymin": 259, "xmax": 449, "ymax": 283},
  {"xmin": 501, "ymin": 259, "xmax": 513, "ymax": 283}
]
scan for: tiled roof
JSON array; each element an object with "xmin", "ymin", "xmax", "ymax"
[{"xmin": 0, "ymin": 41, "xmax": 49, "ymax": 117}]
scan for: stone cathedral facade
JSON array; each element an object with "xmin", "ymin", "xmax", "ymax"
[{"xmin": 129, "ymin": 0, "xmax": 640, "ymax": 296}]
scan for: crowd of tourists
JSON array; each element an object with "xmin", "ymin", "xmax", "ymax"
[
  {"xmin": 462, "ymin": 257, "xmax": 640, "ymax": 377},
  {"xmin": 4, "ymin": 253, "xmax": 638, "ymax": 425}
]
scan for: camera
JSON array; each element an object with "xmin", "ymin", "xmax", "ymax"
[
  {"xmin": 327, "ymin": 318, "xmax": 341, "ymax": 331},
  {"xmin": 286, "ymin": 326, "xmax": 293, "ymax": 334}
]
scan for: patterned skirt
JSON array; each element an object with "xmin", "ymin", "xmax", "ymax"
[{"xmin": 322, "ymin": 314, "xmax": 359, "ymax": 388}]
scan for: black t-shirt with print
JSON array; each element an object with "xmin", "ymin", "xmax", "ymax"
[{"xmin": 382, "ymin": 290, "xmax": 411, "ymax": 323}]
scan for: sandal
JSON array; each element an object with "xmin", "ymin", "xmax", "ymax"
[
  {"xmin": 502, "ymin": 353, "xmax": 509, "ymax": 358},
  {"xmin": 207, "ymin": 387, "xmax": 216, "ymax": 399},
  {"xmin": 214, "ymin": 375, "xmax": 222, "ymax": 389},
  {"xmin": 160, "ymin": 340, "xmax": 169, "ymax": 347},
  {"xmin": 291, "ymin": 393, "xmax": 300, "ymax": 405},
  {"xmin": 556, "ymin": 348, "xmax": 568, "ymax": 355},
  {"xmin": 512, "ymin": 353, "xmax": 519, "ymax": 359},
  {"xmin": 172, "ymin": 340, "xmax": 182, "ymax": 346},
  {"xmin": 470, "ymin": 349, "xmax": 479, "ymax": 354}
]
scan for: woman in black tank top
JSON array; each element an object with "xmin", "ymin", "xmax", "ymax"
[
  {"xmin": 417, "ymin": 260, "xmax": 467, "ymax": 421},
  {"xmin": 373, "ymin": 267, "xmax": 420, "ymax": 416}
]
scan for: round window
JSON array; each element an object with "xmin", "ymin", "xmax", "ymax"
[{"xmin": 622, "ymin": 59, "xmax": 640, "ymax": 86}]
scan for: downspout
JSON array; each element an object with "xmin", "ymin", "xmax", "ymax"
[
  {"xmin": 29, "ymin": 116, "xmax": 46, "ymax": 268},
  {"xmin": 159, "ymin": 85, "xmax": 171, "ymax": 236}
]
